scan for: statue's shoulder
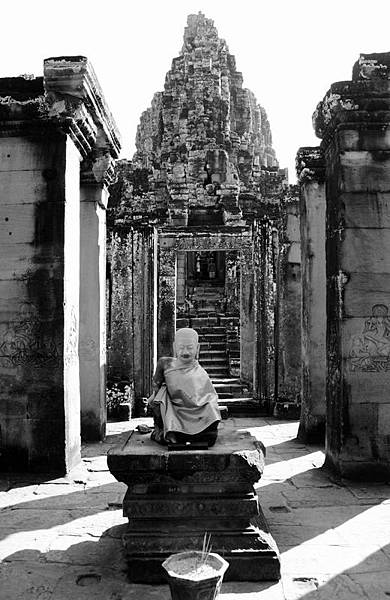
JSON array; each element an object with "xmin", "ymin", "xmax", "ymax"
[{"xmin": 157, "ymin": 356, "xmax": 175, "ymax": 370}]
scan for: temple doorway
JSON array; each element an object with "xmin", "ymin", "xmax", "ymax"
[{"xmin": 187, "ymin": 251, "xmax": 225, "ymax": 285}]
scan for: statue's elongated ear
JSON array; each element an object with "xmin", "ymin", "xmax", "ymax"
[
  {"xmin": 196, "ymin": 343, "xmax": 200, "ymax": 359},
  {"xmin": 173, "ymin": 342, "xmax": 177, "ymax": 358}
]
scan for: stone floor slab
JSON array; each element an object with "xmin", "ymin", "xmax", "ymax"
[{"xmin": 0, "ymin": 417, "xmax": 390, "ymax": 598}]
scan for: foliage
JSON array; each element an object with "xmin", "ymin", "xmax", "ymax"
[{"xmin": 106, "ymin": 383, "xmax": 132, "ymax": 411}]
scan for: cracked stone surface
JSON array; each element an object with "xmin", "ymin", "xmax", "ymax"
[{"xmin": 0, "ymin": 417, "xmax": 389, "ymax": 599}]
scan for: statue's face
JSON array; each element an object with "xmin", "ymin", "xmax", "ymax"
[{"xmin": 174, "ymin": 333, "xmax": 198, "ymax": 363}]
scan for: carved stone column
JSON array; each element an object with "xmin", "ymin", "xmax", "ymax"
[
  {"xmin": 158, "ymin": 240, "xmax": 177, "ymax": 358},
  {"xmin": 277, "ymin": 198, "xmax": 302, "ymax": 404},
  {"xmin": 296, "ymin": 148, "xmax": 326, "ymax": 442},
  {"xmin": 314, "ymin": 53, "xmax": 390, "ymax": 478},
  {"xmin": 225, "ymin": 250, "xmax": 240, "ymax": 314},
  {"xmin": 240, "ymin": 246, "xmax": 255, "ymax": 387}
]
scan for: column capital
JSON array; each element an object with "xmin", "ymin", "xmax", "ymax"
[
  {"xmin": 296, "ymin": 147, "xmax": 325, "ymax": 183},
  {"xmin": 80, "ymin": 150, "xmax": 117, "ymax": 188}
]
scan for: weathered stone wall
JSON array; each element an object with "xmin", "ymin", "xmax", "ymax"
[
  {"xmin": 314, "ymin": 52, "xmax": 390, "ymax": 478},
  {"xmin": 0, "ymin": 132, "xmax": 80, "ymax": 471},
  {"xmin": 107, "ymin": 226, "xmax": 156, "ymax": 409}
]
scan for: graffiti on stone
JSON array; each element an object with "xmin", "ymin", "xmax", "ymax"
[
  {"xmin": 0, "ymin": 302, "xmax": 60, "ymax": 368},
  {"xmin": 349, "ymin": 304, "xmax": 390, "ymax": 371}
]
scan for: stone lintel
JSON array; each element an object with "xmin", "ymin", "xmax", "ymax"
[
  {"xmin": 159, "ymin": 227, "xmax": 252, "ymax": 251},
  {"xmin": 296, "ymin": 146, "xmax": 325, "ymax": 183}
]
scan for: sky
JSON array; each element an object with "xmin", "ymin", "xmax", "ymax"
[{"xmin": 2, "ymin": 0, "xmax": 390, "ymax": 182}]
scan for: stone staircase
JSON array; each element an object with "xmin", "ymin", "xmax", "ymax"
[{"xmin": 177, "ymin": 284, "xmax": 265, "ymax": 415}]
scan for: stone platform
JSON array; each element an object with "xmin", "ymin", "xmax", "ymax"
[{"xmin": 107, "ymin": 419, "xmax": 280, "ymax": 582}]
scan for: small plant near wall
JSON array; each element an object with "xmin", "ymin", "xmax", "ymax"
[{"xmin": 106, "ymin": 382, "xmax": 133, "ymax": 420}]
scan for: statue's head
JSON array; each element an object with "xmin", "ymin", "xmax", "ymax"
[{"xmin": 174, "ymin": 328, "xmax": 199, "ymax": 363}]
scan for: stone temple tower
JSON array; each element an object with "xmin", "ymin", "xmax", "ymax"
[
  {"xmin": 108, "ymin": 13, "xmax": 299, "ymax": 412},
  {"xmin": 132, "ymin": 11, "xmax": 278, "ymax": 227}
]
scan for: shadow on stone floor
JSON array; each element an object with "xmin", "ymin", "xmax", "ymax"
[
  {"xmin": 0, "ymin": 526, "xmax": 280, "ymax": 599},
  {"xmin": 1, "ymin": 422, "xmax": 389, "ymax": 598},
  {"xmin": 280, "ymin": 542, "xmax": 390, "ymax": 599},
  {"xmin": 0, "ymin": 480, "xmax": 127, "ymax": 544}
]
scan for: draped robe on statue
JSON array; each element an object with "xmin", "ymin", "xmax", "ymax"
[{"xmin": 153, "ymin": 359, "xmax": 221, "ymax": 438}]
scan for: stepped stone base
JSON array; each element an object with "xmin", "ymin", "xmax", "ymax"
[{"xmin": 107, "ymin": 420, "xmax": 280, "ymax": 583}]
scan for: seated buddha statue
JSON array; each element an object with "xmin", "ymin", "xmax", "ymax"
[{"xmin": 148, "ymin": 327, "xmax": 221, "ymax": 446}]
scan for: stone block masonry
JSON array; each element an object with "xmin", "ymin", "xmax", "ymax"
[
  {"xmin": 313, "ymin": 52, "xmax": 390, "ymax": 479},
  {"xmin": 0, "ymin": 57, "xmax": 120, "ymax": 472}
]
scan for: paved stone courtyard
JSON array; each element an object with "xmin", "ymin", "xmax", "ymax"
[{"xmin": 0, "ymin": 417, "xmax": 389, "ymax": 599}]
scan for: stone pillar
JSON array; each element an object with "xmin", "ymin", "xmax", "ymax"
[
  {"xmin": 0, "ymin": 57, "xmax": 120, "ymax": 473},
  {"xmin": 79, "ymin": 154, "xmax": 115, "ymax": 441},
  {"xmin": 296, "ymin": 148, "xmax": 326, "ymax": 442},
  {"xmin": 314, "ymin": 52, "xmax": 390, "ymax": 479},
  {"xmin": 225, "ymin": 250, "xmax": 240, "ymax": 314},
  {"xmin": 133, "ymin": 227, "xmax": 157, "ymax": 405},
  {"xmin": 253, "ymin": 220, "xmax": 274, "ymax": 405},
  {"xmin": 278, "ymin": 198, "xmax": 301, "ymax": 404},
  {"xmin": 176, "ymin": 251, "xmax": 186, "ymax": 306},
  {"xmin": 158, "ymin": 242, "xmax": 176, "ymax": 358},
  {"xmin": 0, "ymin": 119, "xmax": 81, "ymax": 474},
  {"xmin": 240, "ymin": 246, "xmax": 255, "ymax": 387}
]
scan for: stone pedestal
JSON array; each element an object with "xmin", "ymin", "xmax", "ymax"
[
  {"xmin": 107, "ymin": 420, "xmax": 280, "ymax": 582},
  {"xmin": 296, "ymin": 148, "xmax": 326, "ymax": 443}
]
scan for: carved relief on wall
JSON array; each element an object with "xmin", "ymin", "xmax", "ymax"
[
  {"xmin": 349, "ymin": 304, "xmax": 390, "ymax": 372},
  {"xmin": 0, "ymin": 302, "xmax": 60, "ymax": 368},
  {"xmin": 64, "ymin": 306, "xmax": 78, "ymax": 366}
]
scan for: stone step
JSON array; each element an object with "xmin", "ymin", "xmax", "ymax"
[
  {"xmin": 200, "ymin": 341, "xmax": 225, "ymax": 351},
  {"xmin": 220, "ymin": 398, "xmax": 268, "ymax": 417},
  {"xmin": 199, "ymin": 350, "xmax": 226, "ymax": 357},
  {"xmin": 220, "ymin": 316, "xmax": 239, "ymax": 325},
  {"xmin": 199, "ymin": 357, "xmax": 228, "ymax": 371},
  {"xmin": 214, "ymin": 383, "xmax": 247, "ymax": 394},
  {"xmin": 207, "ymin": 371, "xmax": 229, "ymax": 378},
  {"xmin": 200, "ymin": 333, "xmax": 226, "ymax": 341},
  {"xmin": 195, "ymin": 324, "xmax": 226, "ymax": 333}
]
